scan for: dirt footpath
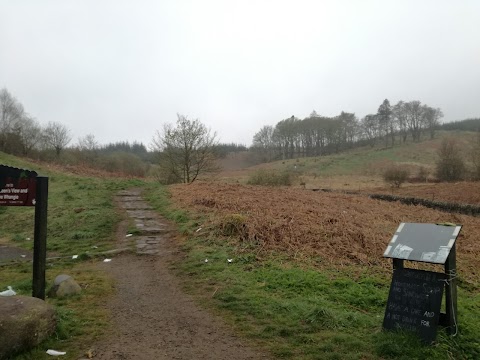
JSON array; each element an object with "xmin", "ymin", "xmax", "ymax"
[{"xmin": 92, "ymin": 190, "xmax": 269, "ymax": 360}]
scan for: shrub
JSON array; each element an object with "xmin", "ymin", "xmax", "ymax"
[
  {"xmin": 383, "ymin": 166, "xmax": 409, "ymax": 188},
  {"xmin": 471, "ymin": 133, "xmax": 480, "ymax": 181},
  {"xmin": 98, "ymin": 152, "xmax": 148, "ymax": 177},
  {"xmin": 435, "ymin": 137, "xmax": 465, "ymax": 182},
  {"xmin": 247, "ymin": 169, "xmax": 294, "ymax": 186},
  {"xmin": 417, "ymin": 166, "xmax": 429, "ymax": 183},
  {"xmin": 148, "ymin": 165, "xmax": 179, "ymax": 185}
]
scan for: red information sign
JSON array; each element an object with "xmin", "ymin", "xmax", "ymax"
[{"xmin": 0, "ymin": 165, "xmax": 37, "ymax": 206}]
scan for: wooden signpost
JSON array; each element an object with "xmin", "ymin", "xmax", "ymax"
[
  {"xmin": 0, "ymin": 165, "xmax": 49, "ymax": 300},
  {"xmin": 383, "ymin": 223, "xmax": 462, "ymax": 342}
]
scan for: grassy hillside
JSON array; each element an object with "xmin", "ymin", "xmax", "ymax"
[{"xmin": 217, "ymin": 131, "xmax": 478, "ymax": 190}]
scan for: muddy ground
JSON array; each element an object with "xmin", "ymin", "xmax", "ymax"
[{"xmin": 91, "ymin": 190, "xmax": 269, "ymax": 360}]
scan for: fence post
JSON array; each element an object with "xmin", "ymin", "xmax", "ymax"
[{"xmin": 32, "ymin": 176, "xmax": 48, "ymax": 299}]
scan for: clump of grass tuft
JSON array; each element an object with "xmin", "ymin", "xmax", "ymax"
[
  {"xmin": 12, "ymin": 234, "xmax": 26, "ymax": 242},
  {"xmin": 71, "ymin": 231, "xmax": 95, "ymax": 240},
  {"xmin": 218, "ymin": 213, "xmax": 248, "ymax": 238},
  {"xmin": 305, "ymin": 306, "xmax": 340, "ymax": 330}
]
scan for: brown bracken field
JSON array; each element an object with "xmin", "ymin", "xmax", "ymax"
[{"xmin": 170, "ymin": 182, "xmax": 480, "ymax": 285}]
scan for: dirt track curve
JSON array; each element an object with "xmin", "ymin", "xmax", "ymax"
[{"xmin": 92, "ymin": 190, "xmax": 269, "ymax": 360}]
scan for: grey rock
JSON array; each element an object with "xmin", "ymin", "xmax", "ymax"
[
  {"xmin": 53, "ymin": 274, "xmax": 71, "ymax": 286},
  {"xmin": 0, "ymin": 296, "xmax": 56, "ymax": 359},
  {"xmin": 48, "ymin": 275, "xmax": 82, "ymax": 298}
]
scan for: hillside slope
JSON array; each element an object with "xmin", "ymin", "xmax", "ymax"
[{"xmin": 217, "ymin": 131, "xmax": 479, "ymax": 191}]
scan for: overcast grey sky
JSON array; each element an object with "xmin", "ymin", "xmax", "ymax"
[{"xmin": 1, "ymin": 1, "xmax": 479, "ymax": 147}]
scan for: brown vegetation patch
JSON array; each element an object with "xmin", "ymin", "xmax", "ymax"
[{"xmin": 170, "ymin": 182, "xmax": 480, "ymax": 284}]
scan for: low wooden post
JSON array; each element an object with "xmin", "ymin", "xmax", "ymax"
[
  {"xmin": 444, "ymin": 244, "xmax": 458, "ymax": 335},
  {"xmin": 33, "ymin": 176, "xmax": 48, "ymax": 299}
]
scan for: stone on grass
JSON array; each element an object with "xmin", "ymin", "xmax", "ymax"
[
  {"xmin": 0, "ymin": 295, "xmax": 56, "ymax": 359},
  {"xmin": 48, "ymin": 274, "xmax": 82, "ymax": 298}
]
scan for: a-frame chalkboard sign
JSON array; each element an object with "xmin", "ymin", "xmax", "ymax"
[
  {"xmin": 0, "ymin": 165, "xmax": 49, "ymax": 300},
  {"xmin": 383, "ymin": 223, "xmax": 462, "ymax": 343}
]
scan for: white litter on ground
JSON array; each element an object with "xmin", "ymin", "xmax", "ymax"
[
  {"xmin": 46, "ymin": 349, "xmax": 66, "ymax": 356},
  {"xmin": 0, "ymin": 286, "xmax": 16, "ymax": 296},
  {"xmin": 103, "ymin": 259, "xmax": 112, "ymax": 263},
  {"xmin": 72, "ymin": 255, "xmax": 78, "ymax": 259}
]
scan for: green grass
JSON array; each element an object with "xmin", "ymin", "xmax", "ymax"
[
  {"xmin": 145, "ymin": 183, "xmax": 480, "ymax": 360},
  {"xmin": 2, "ymin": 260, "xmax": 116, "ymax": 360},
  {"xmin": 262, "ymin": 131, "xmax": 476, "ymax": 179},
  {"xmin": 0, "ymin": 169, "xmax": 144, "ymax": 255},
  {"xmin": 2, "ymin": 150, "xmax": 479, "ymax": 359},
  {"xmin": 0, "ymin": 153, "xmax": 148, "ymax": 359}
]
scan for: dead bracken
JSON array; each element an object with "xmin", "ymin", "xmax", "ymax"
[{"xmin": 170, "ymin": 182, "xmax": 480, "ymax": 284}]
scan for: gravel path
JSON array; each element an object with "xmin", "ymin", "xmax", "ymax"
[{"xmin": 92, "ymin": 190, "xmax": 269, "ymax": 360}]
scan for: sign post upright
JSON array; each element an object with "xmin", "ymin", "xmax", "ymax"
[
  {"xmin": 33, "ymin": 176, "xmax": 48, "ymax": 299},
  {"xmin": 0, "ymin": 165, "xmax": 48, "ymax": 300},
  {"xmin": 383, "ymin": 222, "xmax": 461, "ymax": 342}
]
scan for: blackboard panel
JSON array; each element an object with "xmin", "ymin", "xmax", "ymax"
[{"xmin": 383, "ymin": 268, "xmax": 445, "ymax": 343}]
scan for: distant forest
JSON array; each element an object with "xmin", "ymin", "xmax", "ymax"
[
  {"xmin": 250, "ymin": 99, "xmax": 457, "ymax": 163},
  {"xmin": 1, "ymin": 86, "xmax": 479, "ymax": 176}
]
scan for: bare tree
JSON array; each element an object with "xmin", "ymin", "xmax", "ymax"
[
  {"xmin": 43, "ymin": 121, "xmax": 72, "ymax": 156},
  {"xmin": 16, "ymin": 115, "xmax": 42, "ymax": 155},
  {"xmin": 77, "ymin": 133, "xmax": 98, "ymax": 151},
  {"xmin": 392, "ymin": 101, "xmax": 409, "ymax": 143},
  {"xmin": 252, "ymin": 125, "xmax": 275, "ymax": 162},
  {"xmin": 0, "ymin": 88, "xmax": 25, "ymax": 152},
  {"xmin": 423, "ymin": 106, "xmax": 443, "ymax": 140},
  {"xmin": 360, "ymin": 114, "xmax": 380, "ymax": 147},
  {"xmin": 77, "ymin": 133, "xmax": 99, "ymax": 164},
  {"xmin": 405, "ymin": 101, "xmax": 425, "ymax": 142},
  {"xmin": 377, "ymin": 99, "xmax": 395, "ymax": 147},
  {"xmin": 151, "ymin": 114, "xmax": 218, "ymax": 184}
]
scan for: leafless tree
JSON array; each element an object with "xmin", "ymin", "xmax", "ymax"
[
  {"xmin": 405, "ymin": 100, "xmax": 425, "ymax": 142},
  {"xmin": 360, "ymin": 114, "xmax": 380, "ymax": 147},
  {"xmin": 377, "ymin": 99, "xmax": 394, "ymax": 147},
  {"xmin": 0, "ymin": 88, "xmax": 25, "ymax": 152},
  {"xmin": 77, "ymin": 133, "xmax": 98, "ymax": 151},
  {"xmin": 76, "ymin": 133, "xmax": 99, "ymax": 164},
  {"xmin": 392, "ymin": 101, "xmax": 409, "ymax": 143},
  {"xmin": 423, "ymin": 106, "xmax": 443, "ymax": 140},
  {"xmin": 151, "ymin": 114, "xmax": 218, "ymax": 184},
  {"xmin": 43, "ymin": 121, "xmax": 72, "ymax": 156},
  {"xmin": 16, "ymin": 115, "xmax": 42, "ymax": 155},
  {"xmin": 252, "ymin": 125, "xmax": 276, "ymax": 162}
]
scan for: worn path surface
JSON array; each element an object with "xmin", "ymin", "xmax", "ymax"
[{"xmin": 93, "ymin": 190, "xmax": 269, "ymax": 360}]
